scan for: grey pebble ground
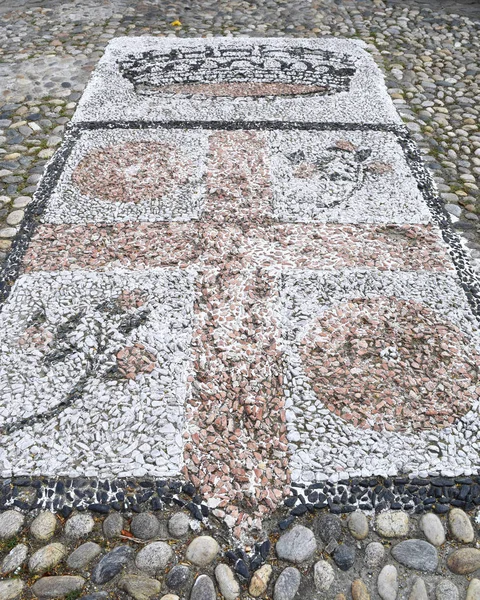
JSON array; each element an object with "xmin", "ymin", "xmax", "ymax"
[
  {"xmin": 0, "ymin": 0, "xmax": 479, "ymax": 265},
  {"xmin": 2, "ymin": 506, "xmax": 480, "ymax": 599}
]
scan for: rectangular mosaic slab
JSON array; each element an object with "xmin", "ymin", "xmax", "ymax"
[
  {"xmin": 74, "ymin": 37, "xmax": 402, "ymax": 125},
  {"xmin": 2, "ymin": 36, "xmax": 480, "ymax": 522},
  {"xmin": 280, "ymin": 269, "xmax": 480, "ymax": 483},
  {"xmin": 0, "ymin": 269, "xmax": 195, "ymax": 478}
]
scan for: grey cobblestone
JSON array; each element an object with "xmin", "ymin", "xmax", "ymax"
[{"xmin": 0, "ymin": 504, "xmax": 478, "ymax": 598}]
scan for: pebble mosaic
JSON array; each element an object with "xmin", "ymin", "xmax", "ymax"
[
  {"xmin": 73, "ymin": 37, "xmax": 401, "ymax": 125},
  {"xmin": 1, "ymin": 37, "xmax": 480, "ymax": 530},
  {"xmin": 0, "ymin": 269, "xmax": 195, "ymax": 478},
  {"xmin": 268, "ymin": 129, "xmax": 431, "ymax": 223},
  {"xmin": 281, "ymin": 269, "xmax": 480, "ymax": 484},
  {"xmin": 42, "ymin": 128, "xmax": 208, "ymax": 224}
]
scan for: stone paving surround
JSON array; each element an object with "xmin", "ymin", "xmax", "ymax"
[{"xmin": 1, "ymin": 503, "xmax": 480, "ymax": 599}]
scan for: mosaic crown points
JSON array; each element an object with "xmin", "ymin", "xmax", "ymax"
[
  {"xmin": 117, "ymin": 44, "xmax": 356, "ymax": 97},
  {"xmin": 72, "ymin": 37, "xmax": 400, "ymax": 124}
]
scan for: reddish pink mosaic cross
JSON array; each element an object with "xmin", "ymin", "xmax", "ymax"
[{"xmin": 24, "ymin": 130, "xmax": 453, "ymax": 528}]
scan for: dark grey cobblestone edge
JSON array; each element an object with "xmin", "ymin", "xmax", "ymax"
[{"xmin": 2, "ymin": 476, "xmax": 480, "ymax": 599}]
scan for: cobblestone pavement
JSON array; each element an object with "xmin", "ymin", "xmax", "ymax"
[{"xmin": 2, "ymin": 500, "xmax": 480, "ymax": 600}]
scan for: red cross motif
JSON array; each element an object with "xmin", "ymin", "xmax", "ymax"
[{"xmin": 23, "ymin": 128, "xmax": 453, "ymax": 529}]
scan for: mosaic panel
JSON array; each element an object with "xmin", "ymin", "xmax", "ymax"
[
  {"xmin": 268, "ymin": 129, "xmax": 431, "ymax": 223},
  {"xmin": 0, "ymin": 269, "xmax": 195, "ymax": 478},
  {"xmin": 41, "ymin": 128, "xmax": 208, "ymax": 224},
  {"xmin": 2, "ymin": 36, "xmax": 480, "ymax": 525},
  {"xmin": 74, "ymin": 37, "xmax": 402, "ymax": 125},
  {"xmin": 280, "ymin": 269, "xmax": 480, "ymax": 484}
]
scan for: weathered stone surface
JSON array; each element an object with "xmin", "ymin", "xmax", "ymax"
[
  {"xmin": 348, "ymin": 512, "xmax": 369, "ymax": 540},
  {"xmin": 0, "ymin": 579, "xmax": 24, "ymax": 600},
  {"xmin": 103, "ymin": 513, "xmax": 124, "ymax": 538},
  {"xmin": 409, "ymin": 577, "xmax": 428, "ymax": 600},
  {"xmin": 28, "ymin": 543, "xmax": 66, "ymax": 574},
  {"xmin": 378, "ymin": 565, "xmax": 398, "ymax": 600},
  {"xmin": 274, "ymin": 567, "xmax": 301, "ymax": 600},
  {"xmin": 352, "ymin": 579, "xmax": 370, "ymax": 600},
  {"xmin": 391, "ymin": 539, "xmax": 438, "ymax": 572},
  {"xmin": 1, "ymin": 544, "xmax": 28, "ymax": 574},
  {"xmin": 119, "ymin": 575, "xmax": 162, "ymax": 600},
  {"xmin": 67, "ymin": 542, "xmax": 102, "ymax": 570},
  {"xmin": 30, "ymin": 512, "xmax": 57, "ymax": 541},
  {"xmin": 467, "ymin": 579, "xmax": 480, "ymax": 600},
  {"xmin": 365, "ymin": 542, "xmax": 385, "ymax": 568},
  {"xmin": 0, "ymin": 512, "xmax": 24, "ymax": 539},
  {"xmin": 136, "ymin": 541, "xmax": 174, "ymax": 575},
  {"xmin": 91, "ymin": 546, "xmax": 134, "ymax": 584},
  {"xmin": 334, "ymin": 545, "xmax": 355, "ymax": 571},
  {"xmin": 190, "ymin": 574, "xmax": 216, "ymax": 600},
  {"xmin": 276, "ymin": 525, "xmax": 317, "ymax": 564},
  {"xmin": 315, "ymin": 514, "xmax": 342, "ymax": 542},
  {"xmin": 168, "ymin": 512, "xmax": 190, "ymax": 538},
  {"xmin": 419, "ymin": 514, "xmax": 445, "ymax": 547},
  {"xmin": 376, "ymin": 512, "xmax": 409, "ymax": 538},
  {"xmin": 215, "ymin": 564, "xmax": 240, "ymax": 600},
  {"xmin": 166, "ymin": 565, "xmax": 192, "ymax": 591},
  {"xmin": 160, "ymin": 596, "xmax": 179, "ymax": 600},
  {"xmin": 447, "ymin": 548, "xmax": 480, "ymax": 574},
  {"xmin": 436, "ymin": 579, "xmax": 459, "ymax": 600},
  {"xmin": 78, "ymin": 595, "xmax": 108, "ymax": 600},
  {"xmin": 31, "ymin": 576, "xmax": 85, "ymax": 598},
  {"xmin": 131, "ymin": 513, "xmax": 159, "ymax": 540},
  {"xmin": 314, "ymin": 560, "xmax": 335, "ymax": 592},
  {"xmin": 65, "ymin": 514, "xmax": 94, "ymax": 540},
  {"xmin": 186, "ymin": 536, "xmax": 220, "ymax": 567},
  {"xmin": 249, "ymin": 564, "xmax": 272, "ymax": 597},
  {"xmin": 449, "ymin": 508, "xmax": 474, "ymax": 543}
]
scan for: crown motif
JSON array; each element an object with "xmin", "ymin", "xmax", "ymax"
[{"xmin": 118, "ymin": 44, "xmax": 357, "ymax": 97}]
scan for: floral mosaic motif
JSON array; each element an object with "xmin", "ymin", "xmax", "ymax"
[
  {"xmin": 0, "ymin": 270, "xmax": 194, "ymax": 478},
  {"xmin": 287, "ymin": 140, "xmax": 391, "ymax": 210},
  {"xmin": 299, "ymin": 297, "xmax": 480, "ymax": 433},
  {"xmin": 268, "ymin": 130, "xmax": 431, "ymax": 223},
  {"xmin": 118, "ymin": 44, "xmax": 356, "ymax": 98},
  {"xmin": 1, "ymin": 285, "xmax": 159, "ymax": 434},
  {"xmin": 71, "ymin": 141, "xmax": 196, "ymax": 204}
]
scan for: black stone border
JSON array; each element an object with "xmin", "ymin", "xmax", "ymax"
[
  {"xmin": 1, "ymin": 119, "xmax": 480, "ymax": 524},
  {"xmin": 0, "ymin": 476, "xmax": 208, "ymax": 521}
]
